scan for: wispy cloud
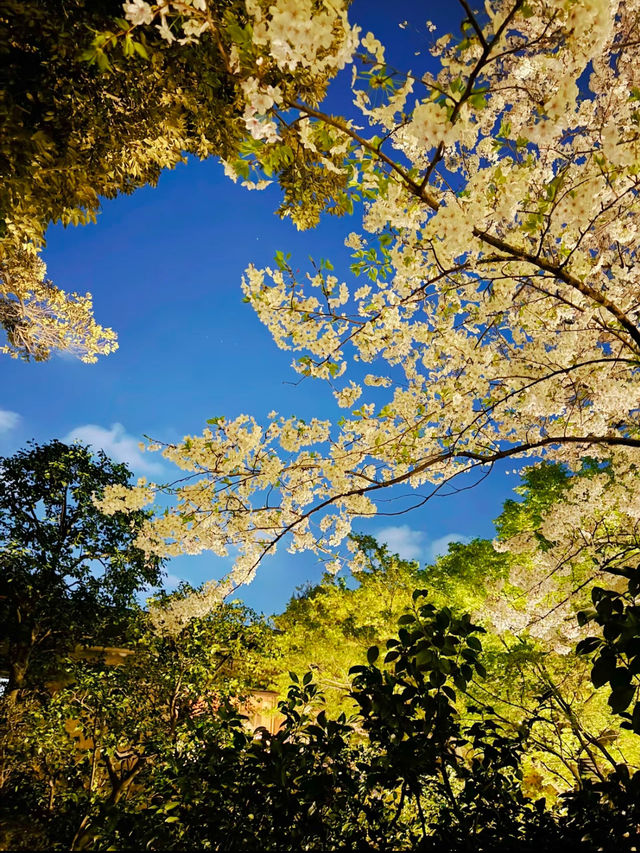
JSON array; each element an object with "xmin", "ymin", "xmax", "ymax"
[
  {"xmin": 376, "ymin": 524, "xmax": 425, "ymax": 561},
  {"xmin": 375, "ymin": 525, "xmax": 472, "ymax": 564},
  {"xmin": 63, "ymin": 422, "xmax": 163, "ymax": 474},
  {"xmin": 0, "ymin": 409, "xmax": 20, "ymax": 432},
  {"xmin": 426, "ymin": 533, "xmax": 471, "ymax": 562}
]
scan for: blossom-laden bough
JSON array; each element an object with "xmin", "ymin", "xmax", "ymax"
[
  {"xmin": 1, "ymin": 0, "xmax": 354, "ymax": 359},
  {"xmin": 96, "ymin": 0, "xmax": 640, "ymax": 630}
]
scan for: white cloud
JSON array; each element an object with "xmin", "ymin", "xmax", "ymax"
[
  {"xmin": 63, "ymin": 422, "xmax": 163, "ymax": 474},
  {"xmin": 375, "ymin": 525, "xmax": 472, "ymax": 564},
  {"xmin": 0, "ymin": 409, "xmax": 20, "ymax": 432},
  {"xmin": 426, "ymin": 533, "xmax": 471, "ymax": 562},
  {"xmin": 376, "ymin": 524, "xmax": 425, "ymax": 561}
]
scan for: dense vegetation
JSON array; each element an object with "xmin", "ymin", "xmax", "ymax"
[
  {"xmin": 1, "ymin": 443, "xmax": 639, "ymax": 849},
  {"xmin": 0, "ymin": 0, "xmax": 348, "ymax": 360},
  {"xmin": 4, "ymin": 0, "xmax": 640, "ymax": 847}
]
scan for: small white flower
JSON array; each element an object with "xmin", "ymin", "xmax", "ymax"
[
  {"xmin": 156, "ymin": 15, "xmax": 176, "ymax": 43},
  {"xmin": 123, "ymin": 0, "xmax": 153, "ymax": 26}
]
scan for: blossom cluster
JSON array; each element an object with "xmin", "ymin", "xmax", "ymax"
[
  {"xmin": 123, "ymin": 0, "xmax": 209, "ymax": 44},
  {"xmin": 247, "ymin": 0, "xmax": 358, "ymax": 74},
  {"xmin": 240, "ymin": 77, "xmax": 282, "ymax": 143},
  {"xmin": 0, "ymin": 250, "xmax": 118, "ymax": 362},
  {"xmin": 103, "ymin": 0, "xmax": 640, "ymax": 632}
]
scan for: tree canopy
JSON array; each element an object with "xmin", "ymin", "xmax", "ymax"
[
  {"xmin": 1, "ymin": 442, "xmax": 639, "ymax": 850},
  {"xmin": 3, "ymin": 578, "xmax": 640, "ymax": 850},
  {"xmin": 5, "ymin": 1, "xmax": 640, "ymax": 848},
  {"xmin": 0, "ymin": 0, "xmax": 352, "ymax": 360},
  {"xmin": 0, "ymin": 440, "xmax": 164, "ymax": 699},
  {"xmin": 84, "ymin": 1, "xmax": 640, "ymax": 636}
]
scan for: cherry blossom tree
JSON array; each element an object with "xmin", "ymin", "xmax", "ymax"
[
  {"xmin": 1, "ymin": 0, "xmax": 353, "ymax": 360},
  {"xmin": 97, "ymin": 0, "xmax": 640, "ymax": 626}
]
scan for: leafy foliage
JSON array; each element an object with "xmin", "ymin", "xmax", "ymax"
[
  {"xmin": 2, "ymin": 457, "xmax": 640, "ymax": 853},
  {"xmin": 115, "ymin": 592, "xmax": 640, "ymax": 851},
  {"xmin": 0, "ymin": 0, "xmax": 350, "ymax": 359},
  {"xmin": 4, "ymin": 586, "xmax": 638, "ymax": 850},
  {"xmin": 577, "ymin": 565, "xmax": 640, "ymax": 732},
  {"xmin": 0, "ymin": 591, "xmax": 273, "ymax": 851},
  {"xmin": 0, "ymin": 440, "xmax": 163, "ymax": 699}
]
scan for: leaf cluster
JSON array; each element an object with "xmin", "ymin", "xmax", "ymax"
[
  {"xmin": 0, "ymin": 440, "xmax": 163, "ymax": 698},
  {"xmin": 577, "ymin": 565, "xmax": 640, "ymax": 731}
]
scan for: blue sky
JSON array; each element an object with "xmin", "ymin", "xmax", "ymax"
[{"xmin": 0, "ymin": 1, "xmax": 518, "ymax": 615}]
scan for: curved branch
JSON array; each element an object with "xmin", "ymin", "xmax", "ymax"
[
  {"xmin": 285, "ymin": 98, "xmax": 640, "ymax": 353},
  {"xmin": 240, "ymin": 432, "xmax": 640, "ymax": 577},
  {"xmin": 474, "ymin": 230, "xmax": 640, "ymax": 351}
]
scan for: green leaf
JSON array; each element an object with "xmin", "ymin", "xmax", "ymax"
[
  {"xmin": 609, "ymin": 685, "xmax": 635, "ymax": 714},
  {"xmin": 591, "ymin": 657, "xmax": 614, "ymax": 688},
  {"xmin": 474, "ymin": 661, "xmax": 487, "ymax": 679},
  {"xmin": 133, "ymin": 41, "xmax": 149, "ymax": 60},
  {"xmin": 576, "ymin": 636, "xmax": 601, "ymax": 655}
]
